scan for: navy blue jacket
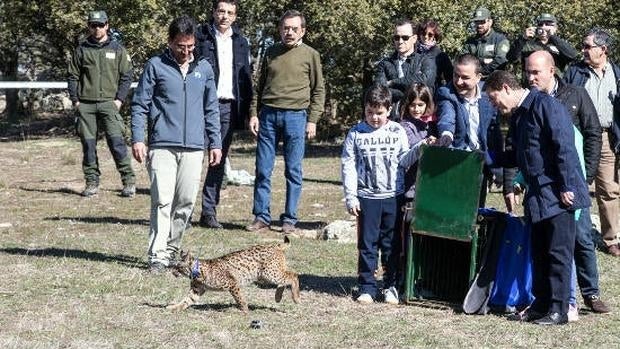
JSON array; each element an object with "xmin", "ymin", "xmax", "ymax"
[
  {"xmin": 436, "ymin": 82, "xmax": 502, "ymax": 162},
  {"xmin": 131, "ymin": 50, "xmax": 221, "ymax": 150},
  {"xmin": 502, "ymin": 89, "xmax": 590, "ymax": 223},
  {"xmin": 196, "ymin": 24, "xmax": 253, "ymax": 129},
  {"xmin": 564, "ymin": 60, "xmax": 620, "ymax": 154}
]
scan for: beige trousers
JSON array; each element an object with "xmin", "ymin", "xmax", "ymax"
[
  {"xmin": 595, "ymin": 132, "xmax": 620, "ymax": 246},
  {"xmin": 147, "ymin": 147, "xmax": 204, "ymax": 265}
]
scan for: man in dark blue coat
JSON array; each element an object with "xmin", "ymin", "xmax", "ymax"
[
  {"xmin": 436, "ymin": 53, "xmax": 503, "ymax": 206},
  {"xmin": 195, "ymin": 0, "xmax": 253, "ymax": 228},
  {"xmin": 486, "ymin": 70, "xmax": 591, "ymax": 325}
]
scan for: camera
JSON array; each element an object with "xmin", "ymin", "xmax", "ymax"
[{"xmin": 535, "ymin": 27, "xmax": 546, "ymax": 36}]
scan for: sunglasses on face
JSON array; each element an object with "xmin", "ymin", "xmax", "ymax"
[
  {"xmin": 89, "ymin": 22, "xmax": 106, "ymax": 29},
  {"xmin": 423, "ymin": 32, "xmax": 435, "ymax": 38},
  {"xmin": 393, "ymin": 35, "xmax": 412, "ymax": 42}
]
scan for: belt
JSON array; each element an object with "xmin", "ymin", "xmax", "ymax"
[{"xmin": 219, "ymin": 98, "xmax": 234, "ymax": 103}]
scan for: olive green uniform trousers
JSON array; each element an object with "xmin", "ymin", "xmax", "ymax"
[{"xmin": 76, "ymin": 100, "xmax": 135, "ymax": 185}]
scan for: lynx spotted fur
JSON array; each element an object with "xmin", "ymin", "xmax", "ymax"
[{"xmin": 167, "ymin": 236, "xmax": 300, "ymax": 313}]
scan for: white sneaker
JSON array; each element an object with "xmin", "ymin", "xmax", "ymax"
[
  {"xmin": 356, "ymin": 293, "xmax": 373, "ymax": 304},
  {"xmin": 383, "ymin": 286, "xmax": 399, "ymax": 305},
  {"xmin": 568, "ymin": 303, "xmax": 579, "ymax": 322}
]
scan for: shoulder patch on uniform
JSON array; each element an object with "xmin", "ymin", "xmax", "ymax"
[{"xmin": 499, "ymin": 42, "xmax": 510, "ymax": 54}]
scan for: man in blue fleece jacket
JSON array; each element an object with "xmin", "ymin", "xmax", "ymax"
[{"xmin": 131, "ymin": 15, "xmax": 222, "ymax": 273}]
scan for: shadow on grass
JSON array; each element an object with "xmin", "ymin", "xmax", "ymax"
[
  {"xmin": 303, "ymin": 177, "xmax": 342, "ymax": 186},
  {"xmin": 298, "ymin": 274, "xmax": 356, "ymax": 297},
  {"xmin": 141, "ymin": 301, "xmax": 279, "ymax": 313},
  {"xmin": 231, "ymin": 143, "xmax": 342, "ymax": 158},
  {"xmin": 0, "ymin": 247, "xmax": 146, "ymax": 268},
  {"xmin": 20, "ymin": 186, "xmax": 150, "ymax": 197},
  {"xmin": 44, "ymin": 216, "xmax": 149, "ymax": 226},
  {"xmin": 270, "ymin": 221, "xmax": 326, "ymax": 231},
  {"xmin": 19, "ymin": 186, "xmax": 82, "ymax": 196}
]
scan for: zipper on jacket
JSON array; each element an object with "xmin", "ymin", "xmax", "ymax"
[{"xmin": 183, "ymin": 77, "xmax": 187, "ymax": 147}]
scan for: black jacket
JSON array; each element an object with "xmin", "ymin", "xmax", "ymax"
[
  {"xmin": 507, "ymin": 35, "xmax": 578, "ymax": 74},
  {"xmin": 417, "ymin": 44, "xmax": 453, "ymax": 88},
  {"xmin": 196, "ymin": 24, "xmax": 253, "ymax": 129},
  {"xmin": 374, "ymin": 51, "xmax": 437, "ymax": 102},
  {"xmin": 564, "ymin": 60, "xmax": 620, "ymax": 154},
  {"xmin": 554, "ymin": 78, "xmax": 602, "ymax": 184}
]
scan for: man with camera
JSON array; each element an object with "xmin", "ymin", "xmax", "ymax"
[{"xmin": 507, "ymin": 13, "xmax": 578, "ymax": 84}]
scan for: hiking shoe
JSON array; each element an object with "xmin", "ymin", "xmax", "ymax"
[
  {"xmin": 583, "ymin": 295, "xmax": 611, "ymax": 313},
  {"xmin": 82, "ymin": 183, "xmax": 99, "ymax": 197},
  {"xmin": 120, "ymin": 184, "xmax": 136, "ymax": 197},
  {"xmin": 282, "ymin": 222, "xmax": 296, "ymax": 234},
  {"xmin": 568, "ymin": 303, "xmax": 579, "ymax": 322},
  {"xmin": 383, "ymin": 286, "xmax": 399, "ymax": 305},
  {"xmin": 507, "ymin": 309, "xmax": 545, "ymax": 322},
  {"xmin": 245, "ymin": 219, "xmax": 270, "ymax": 232},
  {"xmin": 356, "ymin": 293, "xmax": 373, "ymax": 304},
  {"xmin": 199, "ymin": 215, "xmax": 223, "ymax": 229},
  {"xmin": 148, "ymin": 262, "xmax": 167, "ymax": 274}
]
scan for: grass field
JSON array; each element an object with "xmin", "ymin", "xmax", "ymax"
[{"xmin": 1, "ymin": 136, "xmax": 619, "ymax": 348}]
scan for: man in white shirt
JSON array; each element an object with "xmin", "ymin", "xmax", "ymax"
[{"xmin": 195, "ymin": 0, "xmax": 253, "ymax": 229}]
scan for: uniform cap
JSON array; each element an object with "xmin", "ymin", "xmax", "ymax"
[
  {"xmin": 88, "ymin": 11, "xmax": 108, "ymax": 24},
  {"xmin": 472, "ymin": 7, "xmax": 491, "ymax": 21},
  {"xmin": 536, "ymin": 13, "xmax": 557, "ymax": 24}
]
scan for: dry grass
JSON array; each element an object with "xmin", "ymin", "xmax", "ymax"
[{"xmin": 0, "ymin": 135, "xmax": 619, "ymax": 349}]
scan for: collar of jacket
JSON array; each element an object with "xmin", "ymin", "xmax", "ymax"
[
  {"xmin": 163, "ymin": 48, "xmax": 200, "ymax": 75},
  {"xmin": 477, "ymin": 28, "xmax": 495, "ymax": 41},
  {"xmin": 84, "ymin": 36, "xmax": 112, "ymax": 48},
  {"xmin": 202, "ymin": 22, "xmax": 242, "ymax": 40},
  {"xmin": 390, "ymin": 50, "xmax": 416, "ymax": 62}
]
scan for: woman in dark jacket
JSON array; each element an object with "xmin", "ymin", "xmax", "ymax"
[{"xmin": 416, "ymin": 20, "xmax": 453, "ymax": 88}]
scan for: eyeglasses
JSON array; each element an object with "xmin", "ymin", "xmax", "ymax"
[
  {"xmin": 282, "ymin": 26, "xmax": 302, "ymax": 34},
  {"xmin": 393, "ymin": 35, "xmax": 412, "ymax": 42},
  {"xmin": 88, "ymin": 22, "xmax": 106, "ymax": 29},
  {"xmin": 581, "ymin": 43, "xmax": 600, "ymax": 50},
  {"xmin": 423, "ymin": 32, "xmax": 435, "ymax": 38},
  {"xmin": 174, "ymin": 44, "xmax": 195, "ymax": 52}
]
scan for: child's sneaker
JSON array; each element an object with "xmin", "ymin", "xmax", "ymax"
[
  {"xmin": 568, "ymin": 303, "xmax": 579, "ymax": 322},
  {"xmin": 383, "ymin": 286, "xmax": 399, "ymax": 305},
  {"xmin": 356, "ymin": 293, "xmax": 373, "ymax": 304}
]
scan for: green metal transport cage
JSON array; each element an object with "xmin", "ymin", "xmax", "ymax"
[{"xmin": 404, "ymin": 145, "xmax": 486, "ymax": 303}]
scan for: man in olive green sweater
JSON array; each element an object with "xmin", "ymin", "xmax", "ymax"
[
  {"xmin": 68, "ymin": 10, "xmax": 135, "ymax": 197},
  {"xmin": 246, "ymin": 9, "xmax": 325, "ymax": 234}
]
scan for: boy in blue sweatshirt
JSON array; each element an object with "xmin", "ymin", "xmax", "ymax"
[{"xmin": 341, "ymin": 84, "xmax": 429, "ymax": 304}]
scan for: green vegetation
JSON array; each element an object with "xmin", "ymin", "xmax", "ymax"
[{"xmin": 1, "ymin": 0, "xmax": 619, "ymax": 126}]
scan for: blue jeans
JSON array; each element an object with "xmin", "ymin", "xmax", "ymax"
[
  {"xmin": 252, "ymin": 106, "xmax": 307, "ymax": 225},
  {"xmin": 574, "ymin": 207, "xmax": 600, "ymax": 297}
]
